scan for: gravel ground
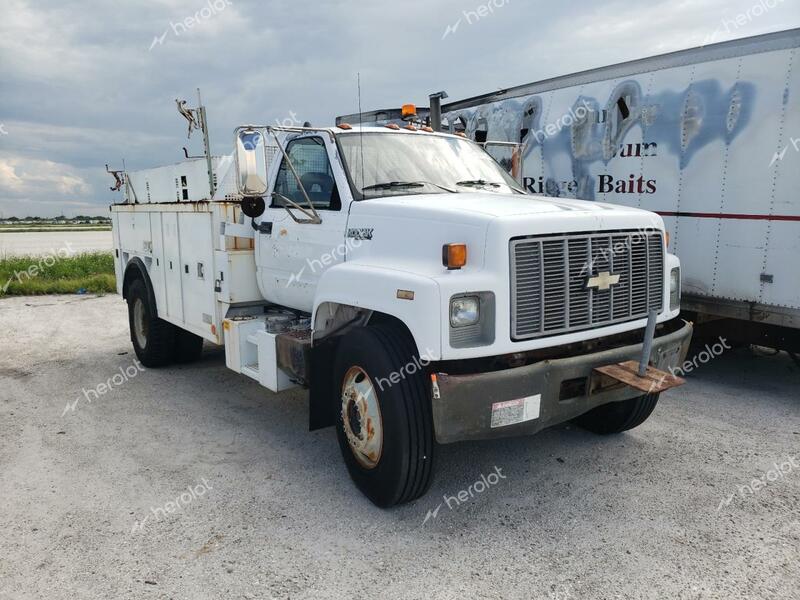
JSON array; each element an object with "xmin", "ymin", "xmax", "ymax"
[{"xmin": 0, "ymin": 294, "xmax": 798, "ymax": 600}]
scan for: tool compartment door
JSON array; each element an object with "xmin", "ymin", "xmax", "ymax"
[
  {"xmin": 177, "ymin": 212, "xmax": 217, "ymax": 340},
  {"xmin": 161, "ymin": 212, "xmax": 184, "ymax": 323}
]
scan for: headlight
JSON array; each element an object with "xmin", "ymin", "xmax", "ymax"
[
  {"xmin": 670, "ymin": 267, "xmax": 681, "ymax": 311},
  {"xmin": 450, "ymin": 296, "xmax": 480, "ymax": 328}
]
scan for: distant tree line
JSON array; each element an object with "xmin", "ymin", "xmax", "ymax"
[{"xmin": 3, "ymin": 215, "xmax": 112, "ymax": 222}]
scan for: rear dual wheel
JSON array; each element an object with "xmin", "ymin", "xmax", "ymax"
[{"xmin": 127, "ymin": 278, "xmax": 204, "ymax": 367}]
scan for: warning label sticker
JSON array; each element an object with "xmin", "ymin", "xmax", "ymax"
[{"xmin": 490, "ymin": 394, "xmax": 541, "ymax": 429}]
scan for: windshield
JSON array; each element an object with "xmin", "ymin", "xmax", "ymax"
[{"xmin": 337, "ymin": 132, "xmax": 523, "ymax": 200}]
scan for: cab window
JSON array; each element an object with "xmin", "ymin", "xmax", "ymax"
[{"xmin": 273, "ymin": 137, "xmax": 341, "ymax": 210}]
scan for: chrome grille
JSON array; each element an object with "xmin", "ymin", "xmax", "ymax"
[{"xmin": 511, "ymin": 231, "xmax": 664, "ymax": 340}]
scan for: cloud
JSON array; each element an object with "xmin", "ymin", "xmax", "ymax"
[
  {"xmin": 0, "ymin": 0, "xmax": 797, "ymax": 216},
  {"xmin": 0, "ymin": 156, "xmax": 92, "ymax": 200}
]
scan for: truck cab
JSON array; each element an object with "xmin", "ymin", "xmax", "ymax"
[{"xmin": 112, "ymin": 122, "xmax": 692, "ymax": 507}]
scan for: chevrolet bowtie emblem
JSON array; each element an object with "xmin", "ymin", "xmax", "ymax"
[{"xmin": 586, "ymin": 271, "xmax": 621, "ymax": 291}]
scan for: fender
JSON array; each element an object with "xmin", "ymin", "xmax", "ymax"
[
  {"xmin": 122, "ymin": 257, "xmax": 159, "ymax": 318},
  {"xmin": 312, "ymin": 261, "xmax": 443, "ymax": 360},
  {"xmin": 308, "ymin": 262, "xmax": 443, "ymax": 431}
]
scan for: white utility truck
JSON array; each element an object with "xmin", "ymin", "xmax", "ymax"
[{"xmin": 111, "ymin": 108, "xmax": 692, "ymax": 506}]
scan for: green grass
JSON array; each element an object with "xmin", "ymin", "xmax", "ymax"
[
  {"xmin": 0, "ymin": 252, "xmax": 116, "ymax": 296},
  {"xmin": 0, "ymin": 227, "xmax": 112, "ymax": 233}
]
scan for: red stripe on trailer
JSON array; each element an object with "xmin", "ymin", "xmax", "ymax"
[{"xmin": 656, "ymin": 211, "xmax": 800, "ymax": 222}]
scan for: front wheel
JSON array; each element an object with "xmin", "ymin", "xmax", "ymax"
[
  {"xmin": 333, "ymin": 323, "xmax": 434, "ymax": 507},
  {"xmin": 575, "ymin": 393, "xmax": 660, "ymax": 434}
]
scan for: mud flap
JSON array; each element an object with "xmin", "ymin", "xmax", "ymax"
[{"xmin": 309, "ymin": 338, "xmax": 337, "ymax": 431}]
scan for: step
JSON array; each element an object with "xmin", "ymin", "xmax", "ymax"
[{"xmin": 241, "ymin": 364, "xmax": 260, "ymax": 381}]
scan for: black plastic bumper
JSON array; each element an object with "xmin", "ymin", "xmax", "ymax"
[{"xmin": 432, "ymin": 320, "xmax": 693, "ymax": 444}]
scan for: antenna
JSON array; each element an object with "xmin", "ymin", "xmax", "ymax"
[{"xmin": 357, "ymin": 73, "xmax": 365, "ymax": 195}]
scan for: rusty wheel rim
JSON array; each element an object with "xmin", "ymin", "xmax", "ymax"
[{"xmin": 341, "ymin": 366, "xmax": 383, "ymax": 470}]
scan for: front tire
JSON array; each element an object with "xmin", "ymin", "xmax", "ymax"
[
  {"xmin": 575, "ymin": 393, "xmax": 660, "ymax": 434},
  {"xmin": 127, "ymin": 279, "xmax": 176, "ymax": 368},
  {"xmin": 333, "ymin": 324, "xmax": 434, "ymax": 507}
]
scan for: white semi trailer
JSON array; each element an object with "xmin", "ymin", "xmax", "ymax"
[
  {"xmin": 433, "ymin": 28, "xmax": 800, "ymax": 352},
  {"xmin": 111, "ymin": 116, "xmax": 692, "ymax": 506}
]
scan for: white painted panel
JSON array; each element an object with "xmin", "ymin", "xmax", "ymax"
[
  {"xmin": 760, "ymin": 221, "xmax": 800, "ymax": 309},
  {"xmin": 677, "ymin": 57, "xmax": 743, "ymax": 299},
  {"xmin": 118, "ymin": 212, "xmax": 152, "ymax": 255},
  {"xmin": 716, "ymin": 51, "xmax": 791, "ymax": 301},
  {"xmin": 161, "ymin": 212, "xmax": 183, "ymax": 323},
  {"xmin": 111, "ymin": 213, "xmax": 123, "ymax": 294},
  {"xmin": 762, "ymin": 48, "xmax": 800, "ymax": 309},
  {"xmin": 178, "ymin": 212, "xmax": 216, "ymax": 337},
  {"xmin": 127, "ymin": 157, "xmax": 225, "ymax": 203},
  {"xmin": 214, "ymin": 250, "xmax": 262, "ymax": 304},
  {"xmin": 148, "ymin": 212, "xmax": 167, "ymax": 315}
]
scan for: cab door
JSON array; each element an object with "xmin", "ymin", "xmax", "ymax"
[{"xmin": 255, "ymin": 134, "xmax": 352, "ymax": 312}]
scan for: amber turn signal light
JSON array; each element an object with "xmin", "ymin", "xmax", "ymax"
[{"xmin": 442, "ymin": 243, "xmax": 467, "ymax": 270}]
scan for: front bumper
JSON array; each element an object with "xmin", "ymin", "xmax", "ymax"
[{"xmin": 432, "ymin": 319, "xmax": 693, "ymax": 444}]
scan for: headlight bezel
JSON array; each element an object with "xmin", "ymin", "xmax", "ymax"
[{"xmin": 448, "ymin": 292, "xmax": 496, "ymax": 349}]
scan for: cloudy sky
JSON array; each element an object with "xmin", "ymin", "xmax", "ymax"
[{"xmin": 0, "ymin": 0, "xmax": 798, "ymax": 217}]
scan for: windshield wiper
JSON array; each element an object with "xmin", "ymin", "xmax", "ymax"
[
  {"xmin": 362, "ymin": 181, "xmax": 456, "ymax": 193},
  {"xmin": 457, "ymin": 178, "xmax": 527, "ymax": 194},
  {"xmin": 456, "ymin": 179, "xmax": 502, "ymax": 188},
  {"xmin": 362, "ymin": 181, "xmax": 424, "ymax": 191}
]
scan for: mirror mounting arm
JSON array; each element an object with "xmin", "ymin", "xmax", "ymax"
[
  {"xmin": 272, "ymin": 192, "xmax": 322, "ymax": 225},
  {"xmin": 266, "ymin": 126, "xmax": 322, "ymax": 225}
]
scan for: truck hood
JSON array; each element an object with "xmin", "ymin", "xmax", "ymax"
[
  {"xmin": 350, "ymin": 192, "xmax": 656, "ymax": 222},
  {"xmin": 345, "ymin": 192, "xmax": 665, "ymax": 275}
]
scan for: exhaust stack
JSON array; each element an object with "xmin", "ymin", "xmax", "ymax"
[{"xmin": 429, "ymin": 91, "xmax": 448, "ymax": 132}]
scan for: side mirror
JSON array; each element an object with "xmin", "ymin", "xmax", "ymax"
[
  {"xmin": 241, "ymin": 196, "xmax": 265, "ymax": 219},
  {"xmin": 234, "ymin": 128, "xmax": 269, "ymax": 196}
]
